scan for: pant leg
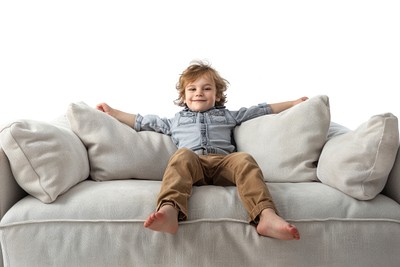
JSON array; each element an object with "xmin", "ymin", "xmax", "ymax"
[
  {"xmin": 156, "ymin": 148, "xmax": 205, "ymax": 221},
  {"xmin": 210, "ymin": 152, "xmax": 277, "ymax": 223}
]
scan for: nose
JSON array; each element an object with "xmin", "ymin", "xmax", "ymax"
[{"xmin": 195, "ymin": 89, "xmax": 203, "ymax": 96}]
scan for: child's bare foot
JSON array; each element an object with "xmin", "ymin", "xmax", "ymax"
[
  {"xmin": 256, "ymin": 208, "xmax": 300, "ymax": 240},
  {"xmin": 144, "ymin": 204, "xmax": 179, "ymax": 234}
]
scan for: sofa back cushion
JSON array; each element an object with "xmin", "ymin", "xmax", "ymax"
[
  {"xmin": 234, "ymin": 95, "xmax": 331, "ymax": 182},
  {"xmin": 0, "ymin": 120, "xmax": 89, "ymax": 203},
  {"xmin": 68, "ymin": 97, "xmax": 331, "ymax": 183},
  {"xmin": 317, "ymin": 113, "xmax": 399, "ymax": 200},
  {"xmin": 67, "ymin": 102, "xmax": 177, "ymax": 181}
]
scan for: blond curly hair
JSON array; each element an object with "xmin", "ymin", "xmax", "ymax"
[{"xmin": 174, "ymin": 60, "xmax": 229, "ymax": 107}]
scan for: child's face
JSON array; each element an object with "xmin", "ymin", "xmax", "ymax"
[{"xmin": 184, "ymin": 75, "xmax": 220, "ymax": 112}]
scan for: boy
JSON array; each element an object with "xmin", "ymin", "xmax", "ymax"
[{"xmin": 97, "ymin": 61, "xmax": 307, "ymax": 240}]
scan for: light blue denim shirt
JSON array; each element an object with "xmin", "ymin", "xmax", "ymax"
[{"xmin": 134, "ymin": 103, "xmax": 272, "ymax": 155}]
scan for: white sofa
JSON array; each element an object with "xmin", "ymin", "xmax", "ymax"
[{"xmin": 1, "ymin": 95, "xmax": 400, "ymax": 267}]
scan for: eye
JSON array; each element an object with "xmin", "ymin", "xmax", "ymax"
[{"xmin": 187, "ymin": 88, "xmax": 196, "ymax": 92}]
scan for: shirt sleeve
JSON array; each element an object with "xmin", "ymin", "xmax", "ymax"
[
  {"xmin": 134, "ymin": 114, "xmax": 173, "ymax": 135},
  {"xmin": 230, "ymin": 103, "xmax": 272, "ymax": 125}
]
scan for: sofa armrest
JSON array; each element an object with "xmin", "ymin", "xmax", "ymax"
[
  {"xmin": 384, "ymin": 146, "xmax": 400, "ymax": 204},
  {"xmin": 0, "ymin": 147, "xmax": 27, "ymax": 219}
]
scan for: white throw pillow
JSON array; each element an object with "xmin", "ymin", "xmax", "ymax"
[
  {"xmin": 234, "ymin": 95, "xmax": 331, "ymax": 182},
  {"xmin": 67, "ymin": 102, "xmax": 177, "ymax": 181},
  {"xmin": 317, "ymin": 113, "xmax": 399, "ymax": 200},
  {"xmin": 0, "ymin": 120, "xmax": 89, "ymax": 203}
]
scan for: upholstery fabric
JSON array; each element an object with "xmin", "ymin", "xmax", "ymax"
[
  {"xmin": 1, "ymin": 180, "xmax": 400, "ymax": 267},
  {"xmin": 0, "ymin": 148, "xmax": 26, "ymax": 219},
  {"xmin": 2, "ymin": 181, "xmax": 399, "ymax": 222},
  {"xmin": 317, "ymin": 113, "xmax": 399, "ymax": 200},
  {"xmin": 234, "ymin": 95, "xmax": 331, "ymax": 182},
  {"xmin": 326, "ymin": 121, "xmax": 350, "ymax": 139},
  {"xmin": 0, "ymin": 120, "xmax": 89, "ymax": 203},
  {"xmin": 385, "ymin": 147, "xmax": 400, "ymax": 204},
  {"xmin": 67, "ymin": 102, "xmax": 177, "ymax": 181}
]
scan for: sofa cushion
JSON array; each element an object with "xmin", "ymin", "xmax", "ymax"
[
  {"xmin": 67, "ymin": 102, "xmax": 177, "ymax": 181},
  {"xmin": 384, "ymin": 147, "xmax": 400, "ymax": 204},
  {"xmin": 2, "ymin": 180, "xmax": 400, "ymax": 267},
  {"xmin": 327, "ymin": 121, "xmax": 350, "ymax": 139},
  {"xmin": 234, "ymin": 95, "xmax": 331, "ymax": 182},
  {"xmin": 317, "ymin": 113, "xmax": 399, "ymax": 200},
  {"xmin": 3, "ymin": 180, "xmax": 400, "ymax": 224},
  {"xmin": 0, "ymin": 120, "xmax": 89, "ymax": 203}
]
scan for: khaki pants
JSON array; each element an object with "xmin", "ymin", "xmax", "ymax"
[{"xmin": 156, "ymin": 148, "xmax": 277, "ymax": 223}]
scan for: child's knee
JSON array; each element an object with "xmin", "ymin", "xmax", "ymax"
[{"xmin": 234, "ymin": 152, "xmax": 257, "ymax": 163}]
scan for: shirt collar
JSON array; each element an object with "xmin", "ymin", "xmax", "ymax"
[{"xmin": 183, "ymin": 105, "xmax": 226, "ymax": 112}]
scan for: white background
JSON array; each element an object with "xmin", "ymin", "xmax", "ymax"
[{"xmin": 1, "ymin": 0, "xmax": 399, "ymax": 129}]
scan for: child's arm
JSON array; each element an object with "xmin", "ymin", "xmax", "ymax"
[
  {"xmin": 96, "ymin": 103, "xmax": 136, "ymax": 127},
  {"xmin": 269, "ymin": 97, "xmax": 308, "ymax": 114}
]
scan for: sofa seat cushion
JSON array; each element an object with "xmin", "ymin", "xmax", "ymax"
[
  {"xmin": 2, "ymin": 180, "xmax": 399, "ymax": 224},
  {"xmin": 2, "ymin": 180, "xmax": 400, "ymax": 267}
]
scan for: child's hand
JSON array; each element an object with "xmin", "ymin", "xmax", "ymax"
[
  {"xmin": 96, "ymin": 103, "xmax": 136, "ymax": 126},
  {"xmin": 96, "ymin": 103, "xmax": 113, "ymax": 114},
  {"xmin": 293, "ymin": 97, "xmax": 308, "ymax": 106}
]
